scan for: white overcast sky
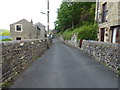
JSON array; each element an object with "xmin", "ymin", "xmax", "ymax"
[{"xmin": 0, "ymin": 0, "xmax": 62, "ymax": 30}]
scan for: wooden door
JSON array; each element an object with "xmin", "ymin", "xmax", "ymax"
[{"xmin": 101, "ymin": 28, "xmax": 105, "ymax": 42}]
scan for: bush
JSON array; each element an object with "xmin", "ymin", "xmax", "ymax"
[
  {"xmin": 60, "ymin": 23, "xmax": 98, "ymax": 40},
  {"xmin": 2, "ymin": 38, "xmax": 12, "ymax": 41},
  {"xmin": 77, "ymin": 24, "xmax": 98, "ymax": 40}
]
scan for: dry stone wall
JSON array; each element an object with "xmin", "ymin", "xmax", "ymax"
[
  {"xmin": 58, "ymin": 35, "xmax": 120, "ymax": 72},
  {"xmin": 58, "ymin": 35, "xmax": 79, "ymax": 48},
  {"xmin": 81, "ymin": 40, "xmax": 120, "ymax": 72},
  {"xmin": 0, "ymin": 39, "xmax": 51, "ymax": 88}
]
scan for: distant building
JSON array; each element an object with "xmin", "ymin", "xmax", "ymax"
[
  {"xmin": 95, "ymin": 0, "xmax": 120, "ymax": 43},
  {"xmin": 34, "ymin": 22, "xmax": 46, "ymax": 39},
  {"xmin": 10, "ymin": 19, "xmax": 46, "ymax": 40}
]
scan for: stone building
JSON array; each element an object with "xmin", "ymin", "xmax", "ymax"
[
  {"xmin": 34, "ymin": 22, "xmax": 46, "ymax": 39},
  {"xmin": 95, "ymin": 0, "xmax": 120, "ymax": 43},
  {"xmin": 10, "ymin": 19, "xmax": 46, "ymax": 40}
]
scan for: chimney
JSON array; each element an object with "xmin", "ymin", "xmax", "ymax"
[{"xmin": 31, "ymin": 19, "xmax": 33, "ymax": 23}]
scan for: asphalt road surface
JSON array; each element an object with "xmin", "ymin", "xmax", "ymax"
[{"xmin": 11, "ymin": 39, "xmax": 118, "ymax": 88}]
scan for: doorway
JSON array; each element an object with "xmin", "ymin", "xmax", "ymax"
[{"xmin": 100, "ymin": 28, "xmax": 105, "ymax": 42}]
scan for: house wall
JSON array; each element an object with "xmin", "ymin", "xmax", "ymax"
[
  {"xmin": 10, "ymin": 20, "xmax": 37, "ymax": 41},
  {"xmin": 118, "ymin": 1, "xmax": 120, "ymax": 24},
  {"xmin": 97, "ymin": 2, "xmax": 119, "ymax": 26},
  {"xmin": 40, "ymin": 26, "xmax": 46, "ymax": 39},
  {"xmin": 96, "ymin": 1, "xmax": 120, "ymax": 42},
  {"xmin": 37, "ymin": 30, "xmax": 41, "ymax": 39},
  {"xmin": 34, "ymin": 26, "xmax": 41, "ymax": 39},
  {"xmin": 108, "ymin": 2, "xmax": 119, "ymax": 26}
]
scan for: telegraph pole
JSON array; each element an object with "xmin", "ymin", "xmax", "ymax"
[
  {"xmin": 40, "ymin": 0, "xmax": 50, "ymax": 38},
  {"xmin": 47, "ymin": 0, "xmax": 49, "ymax": 37}
]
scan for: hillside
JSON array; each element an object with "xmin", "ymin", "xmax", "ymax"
[{"xmin": 0, "ymin": 29, "xmax": 10, "ymax": 36}]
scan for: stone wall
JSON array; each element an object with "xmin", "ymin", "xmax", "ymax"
[
  {"xmin": 0, "ymin": 39, "xmax": 52, "ymax": 88},
  {"xmin": 58, "ymin": 35, "xmax": 79, "ymax": 48},
  {"xmin": 81, "ymin": 40, "xmax": 120, "ymax": 72},
  {"xmin": 58, "ymin": 36, "xmax": 120, "ymax": 72}
]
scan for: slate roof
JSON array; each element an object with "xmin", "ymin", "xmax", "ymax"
[
  {"xmin": 10, "ymin": 19, "xmax": 31, "ymax": 26},
  {"xmin": 34, "ymin": 22, "xmax": 45, "ymax": 28}
]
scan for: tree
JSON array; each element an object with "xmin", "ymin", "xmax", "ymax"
[{"xmin": 55, "ymin": 2, "xmax": 96, "ymax": 33}]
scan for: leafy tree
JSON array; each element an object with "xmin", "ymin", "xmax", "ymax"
[{"xmin": 55, "ymin": 2, "xmax": 96, "ymax": 33}]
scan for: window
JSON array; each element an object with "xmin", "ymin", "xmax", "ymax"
[
  {"xmin": 16, "ymin": 37, "xmax": 21, "ymax": 40},
  {"xmin": 37, "ymin": 26, "xmax": 41, "ymax": 30},
  {"xmin": 102, "ymin": 2, "xmax": 107, "ymax": 22},
  {"xmin": 15, "ymin": 24, "xmax": 22, "ymax": 32},
  {"xmin": 111, "ymin": 27, "xmax": 120, "ymax": 43}
]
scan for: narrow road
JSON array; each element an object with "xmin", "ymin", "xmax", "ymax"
[{"xmin": 11, "ymin": 39, "xmax": 118, "ymax": 88}]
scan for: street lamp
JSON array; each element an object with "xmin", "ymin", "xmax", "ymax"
[{"xmin": 40, "ymin": 12, "xmax": 46, "ymax": 15}]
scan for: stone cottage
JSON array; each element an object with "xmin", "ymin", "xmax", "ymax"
[
  {"xmin": 34, "ymin": 22, "xmax": 46, "ymax": 39},
  {"xmin": 10, "ymin": 19, "xmax": 46, "ymax": 40},
  {"xmin": 95, "ymin": 0, "xmax": 120, "ymax": 43}
]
